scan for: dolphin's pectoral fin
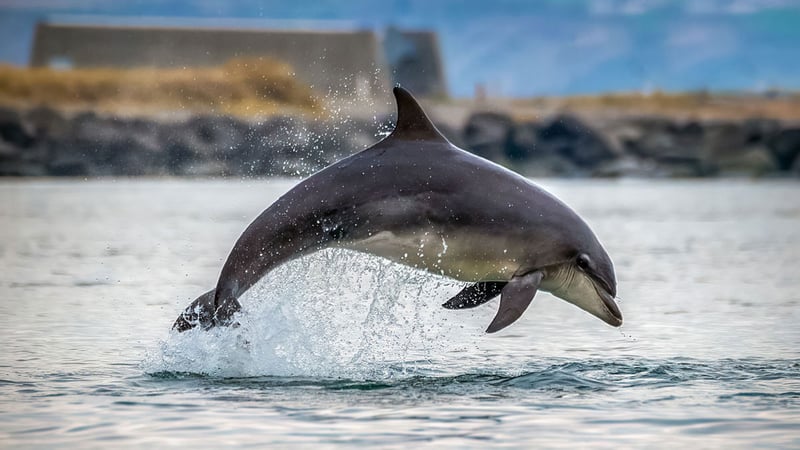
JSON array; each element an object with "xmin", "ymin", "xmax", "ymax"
[
  {"xmin": 442, "ymin": 282, "xmax": 507, "ymax": 309},
  {"xmin": 485, "ymin": 271, "xmax": 543, "ymax": 333},
  {"xmin": 173, "ymin": 289, "xmax": 216, "ymax": 332}
]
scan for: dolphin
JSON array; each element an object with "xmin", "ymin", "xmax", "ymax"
[{"xmin": 173, "ymin": 87, "xmax": 621, "ymax": 333}]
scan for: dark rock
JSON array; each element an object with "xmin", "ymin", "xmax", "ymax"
[
  {"xmin": 603, "ymin": 123, "xmax": 644, "ymax": 157},
  {"xmin": 160, "ymin": 115, "xmax": 248, "ymax": 175},
  {"xmin": 593, "ymin": 157, "xmax": 659, "ymax": 178},
  {"xmin": 624, "ymin": 118, "xmax": 704, "ymax": 161},
  {"xmin": 240, "ymin": 116, "xmax": 379, "ymax": 177},
  {"xmin": 704, "ymin": 122, "xmax": 747, "ymax": 153},
  {"xmin": 0, "ymin": 138, "xmax": 19, "ymax": 158},
  {"xmin": 699, "ymin": 121, "xmax": 780, "ymax": 176},
  {"xmin": 463, "ymin": 112, "xmax": 514, "ymax": 161},
  {"xmin": 714, "ymin": 146, "xmax": 778, "ymax": 176},
  {"xmin": 57, "ymin": 114, "xmax": 164, "ymax": 176},
  {"xmin": 26, "ymin": 106, "xmax": 70, "ymax": 139},
  {"xmin": 164, "ymin": 141, "xmax": 196, "ymax": 175},
  {"xmin": 321, "ymin": 117, "xmax": 379, "ymax": 159},
  {"xmin": 767, "ymin": 128, "xmax": 800, "ymax": 171},
  {"xmin": 0, "ymin": 107, "xmax": 35, "ymax": 148},
  {"xmin": 506, "ymin": 122, "xmax": 540, "ymax": 161},
  {"xmin": 0, "ymin": 160, "xmax": 47, "ymax": 176},
  {"xmin": 239, "ymin": 116, "xmax": 308, "ymax": 176},
  {"xmin": 742, "ymin": 118, "xmax": 781, "ymax": 145},
  {"xmin": 514, "ymin": 154, "xmax": 580, "ymax": 178},
  {"xmin": 48, "ymin": 159, "xmax": 91, "ymax": 176},
  {"xmin": 658, "ymin": 156, "xmax": 709, "ymax": 177},
  {"xmin": 185, "ymin": 115, "xmax": 248, "ymax": 157},
  {"xmin": 536, "ymin": 114, "xmax": 616, "ymax": 168},
  {"xmin": 175, "ymin": 160, "xmax": 228, "ymax": 177},
  {"xmin": 792, "ymin": 153, "xmax": 800, "ymax": 176}
]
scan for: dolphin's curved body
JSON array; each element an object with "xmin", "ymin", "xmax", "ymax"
[{"xmin": 174, "ymin": 87, "xmax": 621, "ymax": 333}]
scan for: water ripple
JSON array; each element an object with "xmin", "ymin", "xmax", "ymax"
[{"xmin": 145, "ymin": 357, "xmax": 799, "ymax": 392}]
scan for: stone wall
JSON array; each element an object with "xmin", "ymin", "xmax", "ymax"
[{"xmin": 461, "ymin": 112, "xmax": 799, "ymax": 177}]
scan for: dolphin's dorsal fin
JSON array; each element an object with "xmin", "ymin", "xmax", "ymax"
[{"xmin": 388, "ymin": 86, "xmax": 449, "ymax": 142}]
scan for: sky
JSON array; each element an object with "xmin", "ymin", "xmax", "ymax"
[{"xmin": 1, "ymin": 0, "xmax": 799, "ymax": 96}]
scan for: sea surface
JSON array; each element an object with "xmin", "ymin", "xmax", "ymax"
[{"xmin": 0, "ymin": 179, "xmax": 798, "ymax": 448}]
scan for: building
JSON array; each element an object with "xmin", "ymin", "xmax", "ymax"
[
  {"xmin": 30, "ymin": 20, "xmax": 447, "ymax": 99},
  {"xmin": 384, "ymin": 27, "xmax": 447, "ymax": 98}
]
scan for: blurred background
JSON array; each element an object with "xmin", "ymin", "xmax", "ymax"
[{"xmin": 1, "ymin": 0, "xmax": 799, "ymax": 178}]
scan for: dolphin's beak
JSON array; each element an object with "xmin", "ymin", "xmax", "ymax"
[{"xmin": 595, "ymin": 285, "xmax": 623, "ymax": 327}]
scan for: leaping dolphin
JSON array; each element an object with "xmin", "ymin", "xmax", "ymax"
[{"xmin": 174, "ymin": 87, "xmax": 621, "ymax": 334}]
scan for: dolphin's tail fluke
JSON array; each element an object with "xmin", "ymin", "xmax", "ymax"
[{"xmin": 172, "ymin": 289, "xmax": 242, "ymax": 332}]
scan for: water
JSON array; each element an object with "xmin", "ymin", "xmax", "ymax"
[{"xmin": 1, "ymin": 179, "xmax": 798, "ymax": 448}]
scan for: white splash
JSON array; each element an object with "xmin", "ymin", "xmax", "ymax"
[{"xmin": 145, "ymin": 249, "xmax": 480, "ymax": 379}]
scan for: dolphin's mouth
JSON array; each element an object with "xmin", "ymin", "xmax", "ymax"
[{"xmin": 595, "ymin": 285, "xmax": 623, "ymax": 327}]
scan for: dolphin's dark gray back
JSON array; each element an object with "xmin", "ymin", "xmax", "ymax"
[{"xmin": 173, "ymin": 87, "xmax": 599, "ymax": 332}]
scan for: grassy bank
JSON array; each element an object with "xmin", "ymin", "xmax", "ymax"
[
  {"xmin": 2, "ymin": 59, "xmax": 798, "ymax": 122},
  {"xmin": 0, "ymin": 58, "xmax": 319, "ymax": 117},
  {"xmin": 510, "ymin": 90, "xmax": 800, "ymax": 121}
]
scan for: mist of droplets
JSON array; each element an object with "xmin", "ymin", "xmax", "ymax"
[{"xmin": 144, "ymin": 249, "xmax": 482, "ymax": 379}]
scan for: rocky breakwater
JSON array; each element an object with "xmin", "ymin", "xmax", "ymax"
[
  {"xmin": 1, "ymin": 105, "xmax": 799, "ymax": 178},
  {"xmin": 0, "ymin": 107, "xmax": 381, "ymax": 177},
  {"xmin": 463, "ymin": 111, "xmax": 800, "ymax": 178}
]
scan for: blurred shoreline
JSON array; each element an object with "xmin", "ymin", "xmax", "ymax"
[
  {"xmin": 1, "ymin": 63, "xmax": 798, "ymax": 178},
  {"xmin": 2, "ymin": 98, "xmax": 799, "ymax": 178}
]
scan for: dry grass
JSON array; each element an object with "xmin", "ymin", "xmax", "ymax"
[
  {"xmin": 3, "ymin": 61, "xmax": 797, "ymax": 123},
  {"xmin": 509, "ymin": 90, "xmax": 800, "ymax": 122},
  {"xmin": 0, "ymin": 57, "xmax": 319, "ymax": 117}
]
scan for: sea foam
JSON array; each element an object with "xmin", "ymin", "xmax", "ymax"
[{"xmin": 145, "ymin": 249, "xmax": 481, "ymax": 379}]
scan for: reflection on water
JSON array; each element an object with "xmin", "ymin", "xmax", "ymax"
[{"xmin": 0, "ymin": 179, "xmax": 798, "ymax": 447}]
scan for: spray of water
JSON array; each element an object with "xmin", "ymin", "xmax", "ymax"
[{"xmin": 145, "ymin": 249, "xmax": 482, "ymax": 379}]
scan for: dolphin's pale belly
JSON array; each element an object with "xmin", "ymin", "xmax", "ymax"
[
  {"xmin": 174, "ymin": 86, "xmax": 623, "ymax": 334},
  {"xmin": 340, "ymin": 230, "xmax": 522, "ymax": 282}
]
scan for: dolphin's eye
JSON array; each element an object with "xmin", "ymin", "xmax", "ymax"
[{"xmin": 576, "ymin": 254, "xmax": 591, "ymax": 270}]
